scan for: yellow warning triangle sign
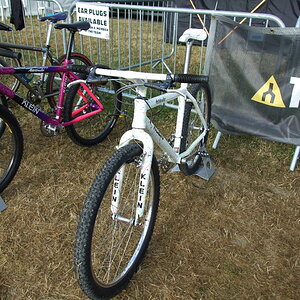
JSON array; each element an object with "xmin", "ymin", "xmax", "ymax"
[{"xmin": 251, "ymin": 75, "xmax": 285, "ymax": 108}]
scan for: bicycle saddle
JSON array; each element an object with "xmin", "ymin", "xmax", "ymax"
[
  {"xmin": 0, "ymin": 22, "xmax": 12, "ymax": 31},
  {"xmin": 39, "ymin": 12, "xmax": 68, "ymax": 23},
  {"xmin": 179, "ymin": 28, "xmax": 207, "ymax": 43},
  {"xmin": 54, "ymin": 21, "xmax": 90, "ymax": 32}
]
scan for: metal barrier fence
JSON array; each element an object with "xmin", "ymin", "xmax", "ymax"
[
  {"xmin": 0, "ymin": 0, "xmax": 285, "ymax": 73},
  {"xmin": 1, "ymin": 1, "xmax": 297, "ymax": 169},
  {"xmin": 0, "ymin": 0, "xmax": 65, "ymax": 65},
  {"xmin": 68, "ymin": 1, "xmax": 285, "ymax": 74}
]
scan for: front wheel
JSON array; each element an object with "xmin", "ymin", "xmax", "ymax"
[
  {"xmin": 74, "ymin": 143, "xmax": 160, "ymax": 299},
  {"xmin": 64, "ymin": 66, "xmax": 122, "ymax": 146},
  {"xmin": 179, "ymin": 82, "xmax": 211, "ymax": 175},
  {"xmin": 0, "ymin": 104, "xmax": 23, "ymax": 193}
]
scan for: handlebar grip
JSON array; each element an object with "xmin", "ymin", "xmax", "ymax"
[
  {"xmin": 67, "ymin": 64, "xmax": 91, "ymax": 74},
  {"xmin": 172, "ymin": 74, "xmax": 208, "ymax": 84}
]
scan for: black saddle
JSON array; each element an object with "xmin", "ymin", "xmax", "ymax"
[
  {"xmin": 39, "ymin": 12, "xmax": 68, "ymax": 23},
  {"xmin": 54, "ymin": 21, "xmax": 90, "ymax": 32}
]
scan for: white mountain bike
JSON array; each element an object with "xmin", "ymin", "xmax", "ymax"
[{"xmin": 73, "ymin": 28, "xmax": 215, "ymax": 299}]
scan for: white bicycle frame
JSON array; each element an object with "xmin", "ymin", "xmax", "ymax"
[
  {"xmin": 93, "ymin": 68, "xmax": 208, "ymax": 225},
  {"xmin": 70, "ymin": 28, "xmax": 210, "ymax": 225}
]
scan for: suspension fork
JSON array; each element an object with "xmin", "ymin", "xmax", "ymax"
[{"xmin": 111, "ymin": 129, "xmax": 154, "ymax": 226}]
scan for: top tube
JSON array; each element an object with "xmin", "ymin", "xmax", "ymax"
[
  {"xmin": 94, "ymin": 68, "xmax": 168, "ymax": 81},
  {"xmin": 0, "ymin": 65, "xmax": 68, "ymax": 75}
]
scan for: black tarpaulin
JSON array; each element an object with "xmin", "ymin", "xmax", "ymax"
[
  {"xmin": 10, "ymin": 0, "xmax": 25, "ymax": 31},
  {"xmin": 208, "ymin": 16, "xmax": 300, "ymax": 145},
  {"xmin": 172, "ymin": 0, "xmax": 300, "ymax": 43},
  {"xmin": 175, "ymin": 0, "xmax": 300, "ymax": 27}
]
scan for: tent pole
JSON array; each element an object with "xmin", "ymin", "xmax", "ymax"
[
  {"xmin": 218, "ymin": 0, "xmax": 267, "ymax": 44},
  {"xmin": 188, "ymin": 0, "xmax": 209, "ymax": 35}
]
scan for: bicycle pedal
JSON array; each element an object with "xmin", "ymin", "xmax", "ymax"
[
  {"xmin": 172, "ymin": 147, "xmax": 215, "ymax": 180},
  {"xmin": 158, "ymin": 159, "xmax": 175, "ymax": 173}
]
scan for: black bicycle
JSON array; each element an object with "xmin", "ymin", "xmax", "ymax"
[{"xmin": 0, "ymin": 12, "xmax": 93, "ymax": 108}]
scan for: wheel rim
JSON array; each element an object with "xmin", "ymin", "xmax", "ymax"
[
  {"xmin": 0, "ymin": 56, "xmax": 21, "ymax": 92},
  {"xmin": 69, "ymin": 84, "xmax": 120, "ymax": 142},
  {"xmin": 0, "ymin": 120, "xmax": 17, "ymax": 184},
  {"xmin": 90, "ymin": 158, "xmax": 155, "ymax": 286}
]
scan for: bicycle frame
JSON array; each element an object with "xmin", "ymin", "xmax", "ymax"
[
  {"xmin": 0, "ymin": 15, "xmax": 62, "ymax": 67},
  {"xmin": 0, "ymin": 16, "xmax": 66, "ymax": 100},
  {"xmin": 0, "ymin": 64, "xmax": 103, "ymax": 126},
  {"xmin": 96, "ymin": 69, "xmax": 208, "ymax": 224},
  {"xmin": 0, "ymin": 41, "xmax": 56, "ymax": 65}
]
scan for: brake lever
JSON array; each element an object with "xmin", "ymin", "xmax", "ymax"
[{"xmin": 144, "ymin": 74, "xmax": 174, "ymax": 92}]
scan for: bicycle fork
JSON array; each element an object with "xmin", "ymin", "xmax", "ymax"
[{"xmin": 111, "ymin": 129, "xmax": 154, "ymax": 226}]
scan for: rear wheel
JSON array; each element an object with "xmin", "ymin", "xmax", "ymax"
[
  {"xmin": 179, "ymin": 82, "xmax": 211, "ymax": 175},
  {"xmin": 45, "ymin": 52, "xmax": 92, "ymax": 108},
  {"xmin": 64, "ymin": 67, "xmax": 122, "ymax": 146},
  {"xmin": 0, "ymin": 51, "xmax": 21, "ymax": 93},
  {"xmin": 74, "ymin": 143, "xmax": 160, "ymax": 299},
  {"xmin": 0, "ymin": 104, "xmax": 23, "ymax": 193}
]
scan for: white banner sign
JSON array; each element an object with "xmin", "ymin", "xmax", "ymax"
[{"xmin": 76, "ymin": 2, "xmax": 109, "ymax": 39}]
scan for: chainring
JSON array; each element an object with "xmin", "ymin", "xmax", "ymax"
[
  {"xmin": 157, "ymin": 134, "xmax": 176, "ymax": 173},
  {"xmin": 40, "ymin": 109, "xmax": 63, "ymax": 137},
  {"xmin": 27, "ymin": 86, "xmax": 43, "ymax": 104}
]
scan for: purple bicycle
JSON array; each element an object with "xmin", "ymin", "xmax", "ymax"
[{"xmin": 0, "ymin": 22, "xmax": 122, "ymax": 193}]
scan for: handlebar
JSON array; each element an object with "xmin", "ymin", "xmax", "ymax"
[
  {"xmin": 67, "ymin": 65, "xmax": 209, "ymax": 89},
  {"xmin": 172, "ymin": 74, "xmax": 208, "ymax": 84},
  {"xmin": 67, "ymin": 64, "xmax": 91, "ymax": 74}
]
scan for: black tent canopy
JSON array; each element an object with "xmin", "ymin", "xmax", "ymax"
[{"xmin": 175, "ymin": 0, "xmax": 300, "ymax": 27}]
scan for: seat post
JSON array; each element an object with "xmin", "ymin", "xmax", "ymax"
[
  {"xmin": 183, "ymin": 40, "xmax": 194, "ymax": 74},
  {"xmin": 65, "ymin": 30, "xmax": 76, "ymax": 60}
]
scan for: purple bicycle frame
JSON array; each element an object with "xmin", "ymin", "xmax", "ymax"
[{"xmin": 0, "ymin": 63, "xmax": 103, "ymax": 126}]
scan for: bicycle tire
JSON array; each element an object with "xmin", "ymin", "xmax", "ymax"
[
  {"xmin": 74, "ymin": 143, "xmax": 160, "ymax": 299},
  {"xmin": 64, "ymin": 66, "xmax": 122, "ymax": 146},
  {"xmin": 0, "ymin": 50, "xmax": 22, "ymax": 93},
  {"xmin": 0, "ymin": 104, "xmax": 23, "ymax": 193},
  {"xmin": 0, "ymin": 96, "xmax": 8, "ymax": 135},
  {"xmin": 45, "ymin": 52, "xmax": 93, "ymax": 108},
  {"xmin": 179, "ymin": 82, "xmax": 211, "ymax": 175}
]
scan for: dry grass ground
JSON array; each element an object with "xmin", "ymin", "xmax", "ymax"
[{"xmin": 0, "ymin": 101, "xmax": 299, "ymax": 299}]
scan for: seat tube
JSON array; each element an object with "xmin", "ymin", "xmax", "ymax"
[
  {"xmin": 65, "ymin": 31, "xmax": 75, "ymax": 60},
  {"xmin": 173, "ymin": 93, "xmax": 186, "ymax": 152},
  {"xmin": 55, "ymin": 72, "xmax": 68, "ymax": 119},
  {"xmin": 42, "ymin": 22, "xmax": 53, "ymax": 66}
]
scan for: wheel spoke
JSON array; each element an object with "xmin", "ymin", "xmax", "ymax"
[{"xmin": 74, "ymin": 144, "xmax": 160, "ymax": 299}]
